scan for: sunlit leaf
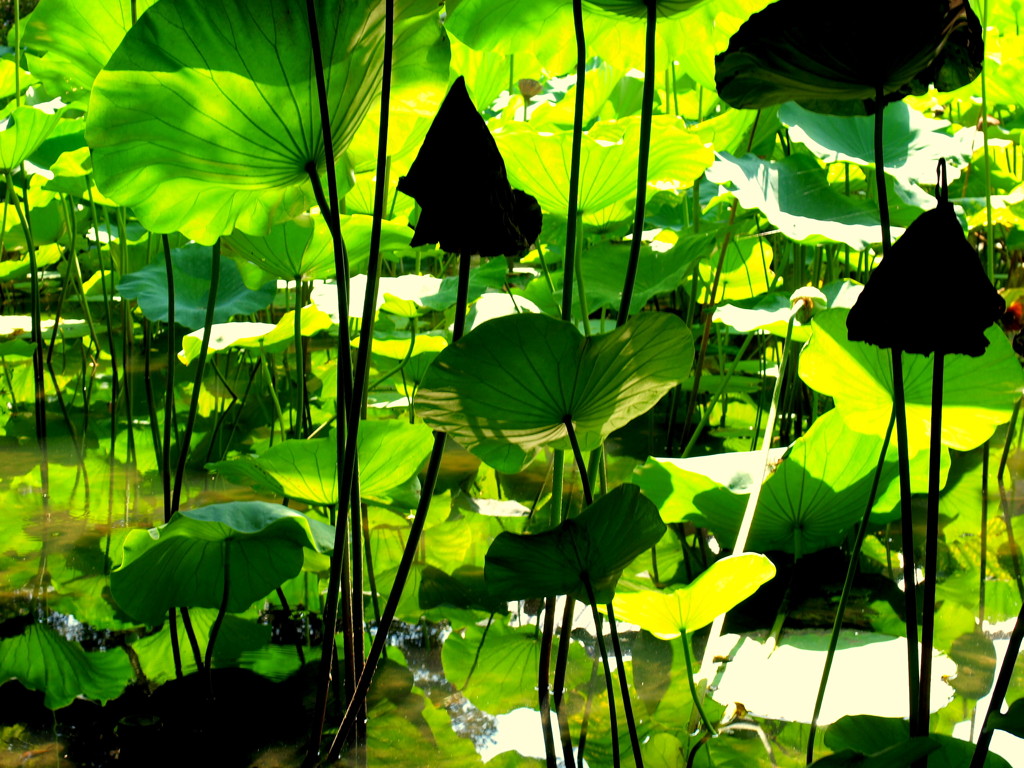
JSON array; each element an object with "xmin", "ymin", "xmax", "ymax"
[
  {"xmin": 800, "ymin": 309, "xmax": 1023, "ymax": 454},
  {"xmin": 612, "ymin": 553, "xmax": 775, "ymax": 638}
]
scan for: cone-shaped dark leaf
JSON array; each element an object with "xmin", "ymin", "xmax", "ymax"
[
  {"xmin": 847, "ymin": 200, "xmax": 1003, "ymax": 356},
  {"xmin": 715, "ymin": 0, "xmax": 983, "ymax": 116},
  {"xmin": 397, "ymin": 76, "xmax": 540, "ymax": 256}
]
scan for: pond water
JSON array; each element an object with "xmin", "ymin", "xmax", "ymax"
[{"xmin": 1, "ymin": 433, "xmax": 1024, "ymax": 767}]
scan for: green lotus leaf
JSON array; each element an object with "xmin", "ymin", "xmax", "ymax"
[
  {"xmin": 0, "ymin": 105, "xmax": 61, "ymax": 170},
  {"xmin": 713, "ymin": 279, "xmax": 861, "ymax": 341},
  {"xmin": 87, "ymin": 0, "xmax": 441, "ymax": 244},
  {"xmin": 440, "ymin": 618, "xmax": 592, "ymax": 715},
  {"xmin": 780, "ymin": 101, "xmax": 967, "ymax": 186},
  {"xmin": 707, "ymin": 152, "xmax": 900, "ymax": 249},
  {"xmin": 583, "ymin": 0, "xmax": 707, "ymax": 19},
  {"xmin": 0, "ymin": 58, "xmax": 35, "ymax": 101},
  {"xmin": 800, "ymin": 308, "xmax": 1024, "ymax": 454},
  {"xmin": 178, "ymin": 307, "xmax": 333, "ymax": 365},
  {"xmin": 0, "ymin": 622, "xmax": 133, "ymax": 709},
  {"xmin": 208, "ymin": 420, "xmax": 433, "ymax": 506},
  {"xmin": 496, "ymin": 117, "xmax": 712, "ymax": 217},
  {"xmin": 115, "ymin": 243, "xmax": 276, "ymax": 330},
  {"xmin": 518, "ymin": 238, "xmax": 704, "ymax": 319},
  {"xmin": 715, "ymin": 0, "xmax": 983, "ymax": 116},
  {"xmin": 638, "ymin": 410, "xmax": 949, "ymax": 553},
  {"xmin": 695, "ymin": 233, "xmax": 776, "ymax": 303},
  {"xmin": 485, "ymin": 484, "xmax": 667, "ymax": 604},
  {"xmin": 825, "ymin": 715, "xmax": 1011, "ymax": 768},
  {"xmin": 129, "ymin": 608, "xmax": 271, "ymax": 684},
  {"xmin": 22, "ymin": 0, "xmax": 159, "ymax": 93},
  {"xmin": 416, "ymin": 312, "xmax": 692, "ymax": 472},
  {"xmin": 443, "ymin": 0, "xmax": 576, "ymax": 71},
  {"xmin": 612, "ymin": 553, "xmax": 775, "ymax": 638},
  {"xmin": 110, "ymin": 501, "xmax": 336, "ymax": 626}
]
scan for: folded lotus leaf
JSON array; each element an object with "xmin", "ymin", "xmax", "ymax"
[{"xmin": 715, "ymin": 0, "xmax": 983, "ymax": 115}]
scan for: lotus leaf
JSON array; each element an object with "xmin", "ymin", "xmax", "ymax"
[
  {"xmin": 0, "ymin": 622, "xmax": 133, "ymax": 709},
  {"xmin": 707, "ymin": 152, "xmax": 900, "ymax": 249},
  {"xmin": 88, "ymin": 0, "xmax": 444, "ymax": 244},
  {"xmin": 116, "ymin": 244, "xmax": 275, "ymax": 331},
  {"xmin": 110, "ymin": 502, "xmax": 335, "ymax": 626},
  {"xmin": 801, "ymin": 309, "xmax": 1023, "ymax": 454},
  {"xmin": 612, "ymin": 553, "xmax": 776, "ymax": 639},
  {"xmin": 484, "ymin": 484, "xmax": 667, "ymax": 604},
  {"xmin": 207, "ymin": 421, "xmax": 433, "ymax": 506},
  {"xmin": 178, "ymin": 307, "xmax": 333, "ymax": 365},
  {"xmin": 416, "ymin": 312, "xmax": 692, "ymax": 472}
]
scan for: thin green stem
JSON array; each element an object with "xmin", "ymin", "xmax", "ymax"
[
  {"xmin": 561, "ymin": 0, "xmax": 586, "ymax": 323},
  {"xmin": 539, "ymin": 597, "xmax": 559, "ymax": 768},
  {"xmin": 171, "ymin": 240, "xmax": 220, "ymax": 514},
  {"xmin": 969, "ymin": 596, "xmax": 1024, "ymax": 768},
  {"xmin": 205, "ymin": 542, "xmax": 231, "ymax": 672},
  {"xmin": 563, "ymin": 416, "xmax": 593, "ymax": 506},
  {"xmin": 807, "ymin": 408, "xmax": 896, "ymax": 763},
  {"xmin": 617, "ymin": 0, "xmax": 656, "ymax": 323},
  {"xmin": 917, "ymin": 352, "xmax": 944, "ymax": 740},
  {"xmin": 293, "ymin": 278, "xmax": 307, "ymax": 438},
  {"xmin": 607, "ymin": 602, "xmax": 644, "ymax": 767},
  {"xmin": 682, "ymin": 632, "xmax": 716, "ymax": 735},
  {"xmin": 582, "ymin": 577, "xmax": 620, "ymax": 768}
]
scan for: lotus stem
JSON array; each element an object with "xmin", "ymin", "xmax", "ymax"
[
  {"xmin": 553, "ymin": 596, "xmax": 574, "ymax": 708},
  {"xmin": 563, "ymin": 416, "xmax": 593, "ymax": 505},
  {"xmin": 980, "ymin": 443, "xmax": 990, "ymax": 623},
  {"xmin": 582, "ymin": 576, "xmax": 620, "ymax": 768},
  {"xmin": 539, "ymin": 597, "xmax": 559, "ymax": 768},
  {"xmin": 5, "ymin": 170, "xmax": 48, "ymax": 505},
  {"xmin": 617, "ymin": 0, "xmax": 656, "ymax": 324},
  {"xmin": 917, "ymin": 352, "xmax": 944, "ymax": 738},
  {"xmin": 293, "ymin": 277, "xmax": 307, "ymax": 438},
  {"xmin": 205, "ymin": 542, "xmax": 231, "ymax": 673},
  {"xmin": 969, "ymin": 595, "xmax": 1024, "ymax": 768},
  {"xmin": 701, "ymin": 305, "xmax": 798, "ymax": 672},
  {"xmin": 607, "ymin": 602, "xmax": 644, "ymax": 767},
  {"xmin": 893, "ymin": 350, "xmax": 922, "ymax": 733},
  {"xmin": 562, "ymin": 0, "xmax": 586, "ymax": 323},
  {"xmin": 162, "ymin": 234, "xmax": 176, "ymax": 520},
  {"xmin": 807, "ymin": 407, "xmax": 896, "ymax": 763},
  {"xmin": 577, "ymin": 659, "xmax": 599, "ymax": 766},
  {"xmin": 682, "ymin": 631, "xmax": 717, "ymax": 736},
  {"xmin": 327, "ymin": 430, "xmax": 447, "ymax": 760}
]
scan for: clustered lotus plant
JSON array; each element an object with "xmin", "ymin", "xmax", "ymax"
[{"xmin": 1, "ymin": 0, "xmax": 1023, "ymax": 767}]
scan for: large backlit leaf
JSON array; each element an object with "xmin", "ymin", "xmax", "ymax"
[
  {"xmin": 497, "ymin": 117, "xmax": 712, "ymax": 217},
  {"xmin": 612, "ymin": 553, "xmax": 776, "ymax": 638},
  {"xmin": 800, "ymin": 308, "xmax": 1024, "ymax": 454},
  {"xmin": 485, "ymin": 484, "xmax": 667, "ymax": 604},
  {"xmin": 0, "ymin": 105, "xmax": 61, "ymax": 170},
  {"xmin": 0, "ymin": 622, "xmax": 133, "ymax": 709},
  {"xmin": 110, "ymin": 502, "xmax": 335, "ymax": 626},
  {"xmin": 116, "ymin": 244, "xmax": 276, "ymax": 330},
  {"xmin": 23, "ymin": 0, "xmax": 159, "ymax": 93},
  {"xmin": 707, "ymin": 152, "xmax": 899, "ymax": 249},
  {"xmin": 87, "ymin": 0, "xmax": 441, "ymax": 244},
  {"xmin": 416, "ymin": 312, "xmax": 692, "ymax": 472}
]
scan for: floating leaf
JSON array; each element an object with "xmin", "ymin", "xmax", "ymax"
[
  {"xmin": 0, "ymin": 622, "xmax": 133, "ymax": 709},
  {"xmin": 612, "ymin": 553, "xmax": 775, "ymax": 639},
  {"xmin": 800, "ymin": 309, "xmax": 1023, "ymax": 454},
  {"xmin": 485, "ymin": 484, "xmax": 667, "ymax": 604},
  {"xmin": 416, "ymin": 312, "xmax": 692, "ymax": 472},
  {"xmin": 110, "ymin": 502, "xmax": 335, "ymax": 626}
]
